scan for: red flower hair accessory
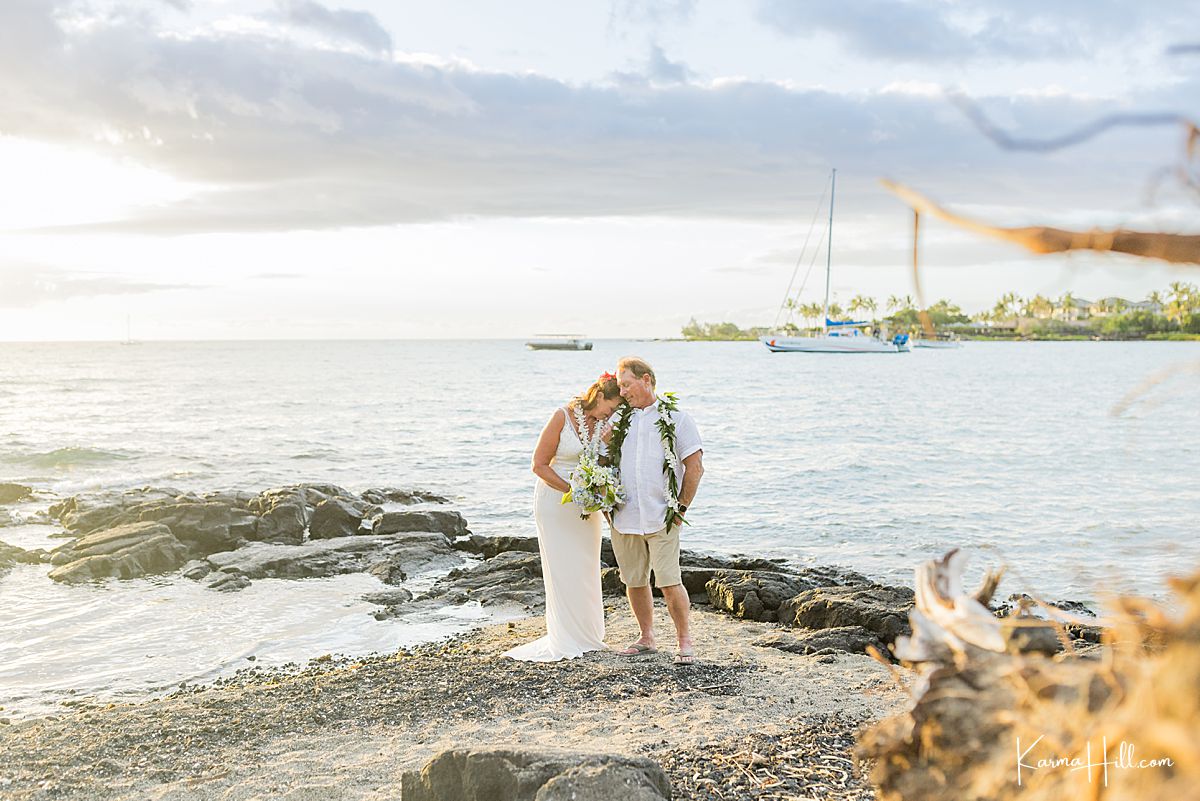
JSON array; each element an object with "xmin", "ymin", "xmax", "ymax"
[{"xmin": 599, "ymin": 371, "xmax": 616, "ymax": 383}]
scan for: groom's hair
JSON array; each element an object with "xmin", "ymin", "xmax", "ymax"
[{"xmin": 617, "ymin": 357, "xmax": 656, "ymax": 387}]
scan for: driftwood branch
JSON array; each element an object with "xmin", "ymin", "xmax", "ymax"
[
  {"xmin": 947, "ymin": 90, "xmax": 1190, "ymax": 153},
  {"xmin": 880, "ymin": 179, "xmax": 1200, "ymax": 265}
]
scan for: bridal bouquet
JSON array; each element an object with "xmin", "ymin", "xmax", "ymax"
[{"xmin": 561, "ymin": 451, "xmax": 625, "ymax": 520}]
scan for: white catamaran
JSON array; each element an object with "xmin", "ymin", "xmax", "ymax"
[{"xmin": 761, "ymin": 169, "xmax": 909, "ymax": 354}]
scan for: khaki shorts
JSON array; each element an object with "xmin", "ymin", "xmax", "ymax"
[{"xmin": 610, "ymin": 524, "xmax": 681, "ymax": 589}]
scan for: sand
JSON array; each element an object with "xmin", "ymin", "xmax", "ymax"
[{"xmin": 0, "ymin": 599, "xmax": 910, "ymax": 800}]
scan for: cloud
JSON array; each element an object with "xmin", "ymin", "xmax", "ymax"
[
  {"xmin": 645, "ymin": 44, "xmax": 694, "ymax": 84},
  {"xmin": 1, "ymin": 1, "xmax": 1195, "ymax": 236},
  {"xmin": 249, "ymin": 271, "xmax": 304, "ymax": 280},
  {"xmin": 608, "ymin": 0, "xmax": 697, "ymax": 31},
  {"xmin": 0, "ymin": 264, "xmax": 203, "ymax": 308},
  {"xmin": 275, "ymin": 0, "xmax": 392, "ymax": 56},
  {"xmin": 754, "ymin": 0, "xmax": 1195, "ymax": 64}
]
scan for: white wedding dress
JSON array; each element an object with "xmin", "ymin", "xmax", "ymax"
[{"xmin": 503, "ymin": 408, "xmax": 607, "ymax": 661}]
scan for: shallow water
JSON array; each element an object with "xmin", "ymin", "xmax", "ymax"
[{"xmin": 2, "ymin": 339, "xmax": 1198, "ymax": 716}]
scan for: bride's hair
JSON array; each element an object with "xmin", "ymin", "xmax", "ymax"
[{"xmin": 571, "ymin": 374, "xmax": 620, "ymax": 411}]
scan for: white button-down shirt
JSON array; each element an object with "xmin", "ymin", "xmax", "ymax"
[{"xmin": 612, "ymin": 404, "xmax": 702, "ymax": 535}]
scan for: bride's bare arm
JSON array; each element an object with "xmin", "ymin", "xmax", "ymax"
[{"xmin": 532, "ymin": 410, "xmax": 572, "ymax": 493}]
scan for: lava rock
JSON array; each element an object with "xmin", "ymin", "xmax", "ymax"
[
  {"xmin": 400, "ymin": 747, "xmax": 670, "ymax": 801},
  {"xmin": 415, "ymin": 551, "xmax": 545, "ymax": 610},
  {"xmin": 137, "ymin": 502, "xmax": 242, "ymax": 553},
  {"xmin": 452, "ymin": 534, "xmax": 542, "ymax": 559},
  {"xmin": 309, "ymin": 497, "xmax": 372, "ymax": 540},
  {"xmin": 206, "ymin": 571, "xmax": 253, "ymax": 592},
  {"xmin": 705, "ymin": 570, "xmax": 827, "ymax": 622},
  {"xmin": 203, "ymin": 532, "xmax": 460, "ymax": 584},
  {"xmin": 1001, "ymin": 621, "xmax": 1063, "ymax": 655},
  {"xmin": 753, "ymin": 626, "xmax": 889, "ymax": 658},
  {"xmin": 180, "ymin": 559, "xmax": 212, "ymax": 580},
  {"xmin": 779, "ymin": 583, "xmax": 915, "ymax": 644},
  {"xmin": 373, "ymin": 509, "xmax": 468, "ymax": 538},
  {"xmin": 0, "ymin": 483, "xmax": 32, "ymax": 504},
  {"xmin": 47, "ymin": 521, "xmax": 189, "ymax": 583},
  {"xmin": 361, "ymin": 487, "xmax": 450, "ymax": 505},
  {"xmin": 249, "ymin": 489, "xmax": 308, "ymax": 545}
]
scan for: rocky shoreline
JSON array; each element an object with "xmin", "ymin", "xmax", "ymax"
[
  {"xmin": 0, "ymin": 599, "xmax": 905, "ymax": 800},
  {"xmin": 0, "ymin": 483, "xmax": 1109, "ymax": 799}
]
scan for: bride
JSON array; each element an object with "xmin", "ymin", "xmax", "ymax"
[{"xmin": 503, "ymin": 373, "xmax": 622, "ymax": 662}]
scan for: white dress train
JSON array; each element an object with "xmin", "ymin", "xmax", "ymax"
[{"xmin": 503, "ymin": 408, "xmax": 607, "ymax": 661}]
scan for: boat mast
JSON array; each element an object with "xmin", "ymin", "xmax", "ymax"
[{"xmin": 821, "ymin": 168, "xmax": 836, "ymax": 334}]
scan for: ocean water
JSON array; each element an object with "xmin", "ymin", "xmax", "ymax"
[{"xmin": 2, "ymin": 339, "xmax": 1199, "ymax": 715}]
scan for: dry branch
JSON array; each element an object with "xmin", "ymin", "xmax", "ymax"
[{"xmin": 881, "ymin": 179, "xmax": 1200, "ymax": 265}]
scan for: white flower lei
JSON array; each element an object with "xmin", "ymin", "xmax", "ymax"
[
  {"xmin": 572, "ymin": 403, "xmax": 605, "ymax": 459},
  {"xmin": 609, "ymin": 392, "xmax": 685, "ymax": 528}
]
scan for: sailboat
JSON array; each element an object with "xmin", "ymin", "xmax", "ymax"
[
  {"xmin": 761, "ymin": 169, "xmax": 909, "ymax": 354},
  {"xmin": 120, "ymin": 314, "xmax": 141, "ymax": 346}
]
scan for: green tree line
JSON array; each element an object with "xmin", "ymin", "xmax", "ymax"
[{"xmin": 682, "ymin": 283, "xmax": 1200, "ymax": 340}]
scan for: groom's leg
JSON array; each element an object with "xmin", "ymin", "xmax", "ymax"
[
  {"xmin": 660, "ymin": 584, "xmax": 691, "ymax": 646},
  {"xmin": 647, "ymin": 526, "xmax": 691, "ymax": 649},
  {"xmin": 627, "ymin": 584, "xmax": 656, "ymax": 644},
  {"xmin": 612, "ymin": 528, "xmax": 655, "ymax": 646}
]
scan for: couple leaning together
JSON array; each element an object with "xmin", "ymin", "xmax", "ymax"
[{"xmin": 503, "ymin": 357, "xmax": 704, "ymax": 665}]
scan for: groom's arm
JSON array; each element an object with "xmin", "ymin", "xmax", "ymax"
[{"xmin": 678, "ymin": 450, "xmax": 704, "ymax": 508}]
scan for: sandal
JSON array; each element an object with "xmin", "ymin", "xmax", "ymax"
[
  {"xmin": 615, "ymin": 642, "xmax": 657, "ymax": 656},
  {"xmin": 674, "ymin": 649, "xmax": 696, "ymax": 665}
]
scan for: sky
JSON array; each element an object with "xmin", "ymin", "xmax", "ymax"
[{"xmin": 1, "ymin": 0, "xmax": 1199, "ymax": 340}]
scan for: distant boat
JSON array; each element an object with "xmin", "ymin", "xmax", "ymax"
[
  {"xmin": 121, "ymin": 315, "xmax": 141, "ymax": 346},
  {"xmin": 526, "ymin": 335, "xmax": 593, "ymax": 351},
  {"xmin": 761, "ymin": 168, "xmax": 909, "ymax": 354},
  {"xmin": 764, "ymin": 320, "xmax": 909, "ymax": 353},
  {"xmin": 913, "ymin": 333, "xmax": 963, "ymax": 349}
]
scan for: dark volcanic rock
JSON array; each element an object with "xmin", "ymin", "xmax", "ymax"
[
  {"xmin": 0, "ymin": 483, "xmax": 32, "ymax": 504},
  {"xmin": 400, "ymin": 747, "xmax": 670, "ymax": 801},
  {"xmin": 600, "ymin": 567, "xmax": 626, "ymax": 597},
  {"xmin": 705, "ymin": 570, "xmax": 828, "ymax": 622},
  {"xmin": 413, "ymin": 551, "xmax": 546, "ymax": 610},
  {"xmin": 47, "ymin": 521, "xmax": 190, "ymax": 583},
  {"xmin": 753, "ymin": 626, "xmax": 889, "ymax": 658},
  {"xmin": 1, "ymin": 539, "xmax": 27, "ymax": 575},
  {"xmin": 361, "ymin": 487, "xmax": 450, "ymax": 505},
  {"xmin": 1001, "ymin": 621, "xmax": 1063, "ymax": 655},
  {"xmin": 309, "ymin": 497, "xmax": 373, "ymax": 539},
  {"xmin": 363, "ymin": 588, "xmax": 413, "ymax": 606},
  {"xmin": 779, "ymin": 583, "xmax": 915, "ymax": 644},
  {"xmin": 249, "ymin": 489, "xmax": 308, "ymax": 545},
  {"xmin": 180, "ymin": 559, "xmax": 212, "ymax": 580},
  {"xmin": 51, "ymin": 487, "xmax": 189, "ymax": 535},
  {"xmin": 206, "ymin": 571, "xmax": 253, "ymax": 592},
  {"xmin": 203, "ymin": 532, "xmax": 460, "ymax": 585},
  {"xmin": 453, "ymin": 534, "xmax": 542, "ymax": 559},
  {"xmin": 373, "ymin": 509, "xmax": 467, "ymax": 538},
  {"xmin": 137, "ymin": 502, "xmax": 244, "ymax": 553}
]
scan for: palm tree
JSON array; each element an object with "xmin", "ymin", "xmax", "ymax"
[
  {"xmin": 1169, "ymin": 281, "xmax": 1190, "ymax": 306},
  {"xmin": 886, "ymin": 294, "xmax": 902, "ymax": 314},
  {"xmin": 1056, "ymin": 291, "xmax": 1077, "ymax": 320},
  {"xmin": 849, "ymin": 294, "xmax": 877, "ymax": 319},
  {"xmin": 1027, "ymin": 294, "xmax": 1054, "ymax": 318}
]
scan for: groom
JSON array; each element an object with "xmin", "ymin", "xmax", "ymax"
[{"xmin": 609, "ymin": 357, "xmax": 704, "ymax": 664}]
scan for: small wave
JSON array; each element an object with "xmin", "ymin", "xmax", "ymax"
[{"xmin": 3, "ymin": 447, "xmax": 134, "ymax": 469}]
